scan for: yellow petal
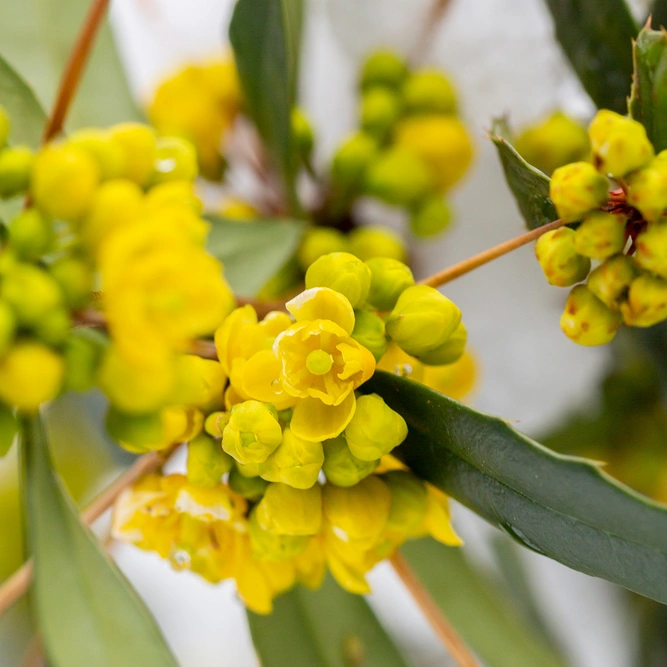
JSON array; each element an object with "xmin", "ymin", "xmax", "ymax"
[
  {"xmin": 242, "ymin": 349, "xmax": 298, "ymax": 410},
  {"xmin": 290, "ymin": 392, "xmax": 356, "ymax": 442},
  {"xmin": 214, "ymin": 305, "xmax": 257, "ymax": 374},
  {"xmin": 422, "ymin": 485, "xmax": 463, "ymax": 546},
  {"xmin": 286, "ymin": 287, "xmax": 355, "ymax": 335}
]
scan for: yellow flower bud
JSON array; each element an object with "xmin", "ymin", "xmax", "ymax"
[
  {"xmin": 360, "ymin": 87, "xmax": 401, "ymax": 139},
  {"xmin": 222, "ymin": 400, "xmax": 283, "ymax": 464},
  {"xmin": 109, "ymin": 122, "xmax": 158, "ymax": 186},
  {"xmin": 0, "ymin": 106, "xmax": 9, "ymax": 149},
  {"xmin": 574, "ymin": 211, "xmax": 627, "ymax": 259},
  {"xmin": 305, "ymin": 252, "xmax": 371, "ymax": 308},
  {"xmin": 63, "ymin": 329, "xmax": 105, "ymax": 392},
  {"xmin": 550, "ymin": 162, "xmax": 609, "ymax": 222},
  {"xmin": 587, "ymin": 255, "xmax": 638, "ymax": 311},
  {"xmin": 297, "ymin": 227, "xmax": 348, "ymax": 271},
  {"xmin": 360, "ymin": 50, "xmax": 408, "ymax": 91},
  {"xmin": 31, "ymin": 144, "xmax": 100, "ymax": 221},
  {"xmin": 8, "ymin": 209, "xmax": 54, "ymax": 261},
  {"xmin": 2, "ymin": 264, "xmax": 62, "ymax": 326},
  {"xmin": 386, "ymin": 284, "xmax": 462, "ymax": 356},
  {"xmin": 259, "ymin": 427, "xmax": 324, "ymax": 489},
  {"xmin": 106, "ymin": 407, "xmax": 164, "ymax": 450},
  {"xmin": 561, "ymin": 285, "xmax": 622, "ymax": 346},
  {"xmin": 35, "ymin": 306, "xmax": 72, "ymax": 346},
  {"xmin": 0, "ymin": 403, "xmax": 17, "ymax": 458},
  {"xmin": 620, "ymin": 274, "xmax": 667, "ymax": 327},
  {"xmin": 170, "ymin": 355, "xmax": 226, "ymax": 409},
  {"xmin": 204, "ymin": 411, "xmax": 229, "ymax": 438},
  {"xmin": 331, "ymin": 132, "xmax": 378, "ymax": 194},
  {"xmin": 152, "ymin": 136, "xmax": 199, "ymax": 184},
  {"xmin": 322, "ymin": 436, "xmax": 378, "ymax": 487},
  {"xmin": 147, "ymin": 180, "xmax": 203, "ymax": 214},
  {"xmin": 626, "ymin": 162, "xmax": 667, "ymax": 222},
  {"xmin": 187, "ymin": 433, "xmax": 234, "ymax": 486},
  {"xmin": 535, "ymin": 228, "xmax": 591, "ymax": 287},
  {"xmin": 256, "ymin": 482, "xmax": 322, "ymax": 536},
  {"xmin": 291, "ymin": 108, "xmax": 314, "ymax": 161},
  {"xmin": 382, "ymin": 470, "xmax": 428, "ymax": 534},
  {"xmin": 634, "ymin": 222, "xmax": 667, "ymax": 279},
  {"xmin": 365, "ymin": 257, "xmax": 415, "ymax": 311},
  {"xmin": 418, "ymin": 321, "xmax": 467, "ymax": 366},
  {"xmin": 351, "ymin": 309, "xmax": 387, "ymax": 362},
  {"xmin": 347, "ymin": 226, "xmax": 406, "ymax": 262},
  {"xmin": 0, "ymin": 146, "xmax": 34, "ymax": 199},
  {"xmin": 0, "ymin": 342, "xmax": 63, "ymax": 411},
  {"xmin": 248, "ymin": 509, "xmax": 309, "ymax": 561},
  {"xmin": 68, "ymin": 128, "xmax": 125, "ymax": 180},
  {"xmin": 411, "ymin": 197, "xmax": 452, "ymax": 237},
  {"xmin": 402, "ymin": 69, "xmax": 457, "ymax": 116},
  {"xmin": 49, "ymin": 257, "xmax": 94, "ymax": 309},
  {"xmin": 344, "ymin": 394, "xmax": 408, "ymax": 461}
]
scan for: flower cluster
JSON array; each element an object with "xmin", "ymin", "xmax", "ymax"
[{"xmin": 537, "ymin": 110, "xmax": 667, "ymax": 345}]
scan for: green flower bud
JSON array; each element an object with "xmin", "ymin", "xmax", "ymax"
[
  {"xmin": 68, "ymin": 128, "xmax": 125, "ymax": 180},
  {"xmin": 574, "ymin": 211, "xmax": 626, "ymax": 260},
  {"xmin": 344, "ymin": 393, "xmax": 407, "ymax": 461},
  {"xmin": 360, "ymin": 87, "xmax": 401, "ymax": 139},
  {"xmin": 259, "ymin": 427, "xmax": 324, "ymax": 489},
  {"xmin": 587, "ymin": 255, "xmax": 637, "ymax": 311},
  {"xmin": 63, "ymin": 328, "xmax": 106, "ymax": 392},
  {"xmin": 106, "ymin": 407, "xmax": 164, "ymax": 449},
  {"xmin": 297, "ymin": 227, "xmax": 348, "ymax": 271},
  {"xmin": 255, "ymin": 482, "xmax": 322, "ymax": 536},
  {"xmin": 204, "ymin": 411, "xmax": 230, "ymax": 438},
  {"xmin": 248, "ymin": 508, "xmax": 309, "ymax": 561},
  {"xmin": 152, "ymin": 136, "xmax": 198, "ymax": 184},
  {"xmin": 351, "ymin": 309, "xmax": 388, "ymax": 361},
  {"xmin": 49, "ymin": 256, "xmax": 94, "ymax": 309},
  {"xmin": 535, "ymin": 228, "xmax": 591, "ymax": 287},
  {"xmin": 348, "ymin": 226, "xmax": 406, "ymax": 262},
  {"xmin": 620, "ymin": 274, "xmax": 667, "ymax": 327},
  {"xmin": 222, "ymin": 400, "xmax": 283, "ymax": 465},
  {"xmin": 8, "ymin": 209, "xmax": 54, "ymax": 261},
  {"xmin": 0, "ymin": 146, "xmax": 34, "ymax": 199},
  {"xmin": 402, "ymin": 69, "xmax": 457, "ymax": 116},
  {"xmin": 382, "ymin": 470, "xmax": 428, "ymax": 534},
  {"xmin": 411, "ymin": 197, "xmax": 452, "ymax": 237},
  {"xmin": 0, "ymin": 299, "xmax": 16, "ymax": 357},
  {"xmin": 2, "ymin": 264, "xmax": 62, "ymax": 326},
  {"xmin": 0, "ymin": 106, "xmax": 10, "ymax": 150},
  {"xmin": 0, "ymin": 403, "xmax": 17, "ymax": 458},
  {"xmin": 550, "ymin": 162, "xmax": 609, "ymax": 223},
  {"xmin": 109, "ymin": 122, "xmax": 158, "ymax": 186},
  {"xmin": 34, "ymin": 307, "xmax": 72, "ymax": 345},
  {"xmin": 365, "ymin": 147, "xmax": 436, "ymax": 207},
  {"xmin": 331, "ymin": 132, "xmax": 379, "ymax": 195},
  {"xmin": 365, "ymin": 257, "xmax": 415, "ymax": 311},
  {"xmin": 229, "ymin": 465, "xmax": 269, "ymax": 500},
  {"xmin": 360, "ymin": 50, "xmax": 408, "ymax": 91},
  {"xmin": 322, "ymin": 436, "xmax": 378, "ymax": 487},
  {"xmin": 385, "ymin": 284, "xmax": 462, "ymax": 356},
  {"xmin": 418, "ymin": 321, "xmax": 467, "ymax": 366},
  {"xmin": 560, "ymin": 285, "xmax": 622, "ymax": 346},
  {"xmin": 305, "ymin": 252, "xmax": 371, "ymax": 307},
  {"xmin": 291, "ymin": 107, "xmax": 315, "ymax": 162},
  {"xmin": 187, "ymin": 433, "xmax": 233, "ymax": 487},
  {"xmin": 634, "ymin": 222, "xmax": 667, "ymax": 279},
  {"xmin": 589, "ymin": 110, "xmax": 654, "ymax": 178},
  {"xmin": 626, "ymin": 162, "xmax": 667, "ymax": 222}
]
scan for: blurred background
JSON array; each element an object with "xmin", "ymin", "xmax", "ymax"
[{"xmin": 1, "ymin": 0, "xmax": 665, "ymax": 665}]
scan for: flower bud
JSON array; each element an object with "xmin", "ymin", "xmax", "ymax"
[
  {"xmin": 109, "ymin": 122, "xmax": 157, "ymax": 186},
  {"xmin": 0, "ymin": 300, "xmax": 16, "ymax": 357},
  {"xmin": 106, "ymin": 407, "xmax": 164, "ymax": 450},
  {"xmin": 68, "ymin": 129, "xmax": 125, "ymax": 180},
  {"xmin": 7, "ymin": 209, "xmax": 53, "ymax": 261},
  {"xmin": 360, "ymin": 50, "xmax": 408, "ymax": 91},
  {"xmin": 365, "ymin": 258, "xmax": 415, "ymax": 311},
  {"xmin": 365, "ymin": 147, "xmax": 436, "ymax": 207},
  {"xmin": 331, "ymin": 132, "xmax": 378, "ymax": 194},
  {"xmin": 634, "ymin": 222, "xmax": 667, "ymax": 279},
  {"xmin": 360, "ymin": 87, "xmax": 401, "ymax": 139},
  {"xmin": 2, "ymin": 264, "xmax": 62, "ymax": 326},
  {"xmin": 549, "ymin": 162, "xmax": 609, "ymax": 222},
  {"xmin": 587, "ymin": 255, "xmax": 637, "ymax": 311},
  {"xmin": 248, "ymin": 509, "xmax": 309, "ymax": 561},
  {"xmin": 187, "ymin": 433, "xmax": 234, "ymax": 487},
  {"xmin": 171, "ymin": 355, "xmax": 226, "ymax": 409},
  {"xmin": 574, "ymin": 211, "xmax": 626, "ymax": 260},
  {"xmin": 31, "ymin": 144, "xmax": 100, "ymax": 221},
  {"xmin": 560, "ymin": 285, "xmax": 622, "ymax": 346},
  {"xmin": 588, "ymin": 110, "xmax": 654, "ymax": 178},
  {"xmin": 322, "ymin": 436, "xmax": 378, "ymax": 487},
  {"xmin": 291, "ymin": 108, "xmax": 314, "ymax": 162},
  {"xmin": 0, "ymin": 342, "xmax": 64, "ymax": 411},
  {"xmin": 626, "ymin": 162, "xmax": 667, "ymax": 222},
  {"xmin": 222, "ymin": 400, "xmax": 283, "ymax": 464},
  {"xmin": 344, "ymin": 393, "xmax": 408, "ymax": 461},
  {"xmin": 418, "ymin": 321, "xmax": 467, "ymax": 366},
  {"xmin": 34, "ymin": 307, "xmax": 72, "ymax": 346},
  {"xmin": 63, "ymin": 328, "xmax": 106, "ymax": 392},
  {"xmin": 0, "ymin": 403, "xmax": 17, "ymax": 458},
  {"xmin": 297, "ymin": 227, "xmax": 348, "ymax": 271},
  {"xmin": 305, "ymin": 252, "xmax": 371, "ymax": 307},
  {"xmin": 148, "ymin": 180, "xmax": 202, "ymax": 214},
  {"xmin": 259, "ymin": 427, "xmax": 324, "ymax": 489},
  {"xmin": 0, "ymin": 106, "xmax": 9, "ymax": 149},
  {"xmin": 229, "ymin": 465, "xmax": 269, "ymax": 500},
  {"xmin": 151, "ymin": 136, "xmax": 199, "ymax": 184},
  {"xmin": 386, "ymin": 285, "xmax": 462, "ymax": 356},
  {"xmin": 411, "ymin": 197, "xmax": 452, "ymax": 237},
  {"xmin": 403, "ymin": 69, "xmax": 457, "ymax": 115},
  {"xmin": 535, "ymin": 227, "xmax": 590, "ymax": 287},
  {"xmin": 255, "ymin": 482, "xmax": 322, "ymax": 536},
  {"xmin": 0, "ymin": 146, "xmax": 34, "ymax": 199},
  {"xmin": 382, "ymin": 470, "xmax": 428, "ymax": 534},
  {"xmin": 351, "ymin": 309, "xmax": 387, "ymax": 361},
  {"xmin": 204, "ymin": 411, "xmax": 229, "ymax": 438},
  {"xmin": 49, "ymin": 257, "xmax": 94, "ymax": 309},
  {"xmin": 348, "ymin": 226, "xmax": 406, "ymax": 262},
  {"xmin": 620, "ymin": 274, "xmax": 667, "ymax": 327}
]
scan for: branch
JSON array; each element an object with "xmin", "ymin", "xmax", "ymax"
[
  {"xmin": 390, "ymin": 552, "xmax": 482, "ymax": 667},
  {"xmin": 411, "ymin": 0, "xmax": 454, "ymax": 64}
]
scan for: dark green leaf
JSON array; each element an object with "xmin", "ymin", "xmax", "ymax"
[
  {"xmin": 650, "ymin": 1, "xmax": 667, "ymax": 31},
  {"xmin": 490, "ymin": 118, "xmax": 558, "ymax": 230},
  {"xmin": 364, "ymin": 371, "xmax": 667, "ymax": 604},
  {"xmin": 0, "ymin": 0, "xmax": 141, "ymax": 129},
  {"xmin": 401, "ymin": 539, "xmax": 567, "ymax": 667},
  {"xmin": 206, "ymin": 216, "xmax": 304, "ymax": 297},
  {"xmin": 21, "ymin": 415, "xmax": 178, "ymax": 667},
  {"xmin": 248, "ymin": 574, "xmax": 407, "ymax": 667},
  {"xmin": 229, "ymin": 0, "xmax": 304, "ymax": 209},
  {"xmin": 543, "ymin": 0, "xmax": 638, "ymax": 112}
]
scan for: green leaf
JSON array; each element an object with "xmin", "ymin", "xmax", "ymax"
[
  {"xmin": 229, "ymin": 0, "xmax": 304, "ymax": 209},
  {"xmin": 206, "ymin": 216, "xmax": 305, "ymax": 297},
  {"xmin": 490, "ymin": 118, "xmax": 558, "ymax": 230},
  {"xmin": 401, "ymin": 539, "xmax": 567, "ymax": 667},
  {"xmin": 0, "ymin": 0, "xmax": 141, "ymax": 130},
  {"xmin": 21, "ymin": 415, "xmax": 178, "ymax": 667},
  {"xmin": 650, "ymin": 1, "xmax": 667, "ymax": 31},
  {"xmin": 247, "ymin": 575, "xmax": 407, "ymax": 667},
  {"xmin": 629, "ymin": 26, "xmax": 667, "ymax": 152},
  {"xmin": 364, "ymin": 370, "xmax": 667, "ymax": 605},
  {"xmin": 543, "ymin": 0, "xmax": 638, "ymax": 113}
]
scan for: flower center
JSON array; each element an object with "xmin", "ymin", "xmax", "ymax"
[{"xmin": 306, "ymin": 349, "xmax": 334, "ymax": 375}]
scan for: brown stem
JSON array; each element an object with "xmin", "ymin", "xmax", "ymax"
[
  {"xmin": 411, "ymin": 0, "xmax": 454, "ymax": 64},
  {"xmin": 419, "ymin": 219, "xmax": 566, "ymax": 289},
  {"xmin": 0, "ymin": 447, "xmax": 173, "ymax": 619},
  {"xmin": 390, "ymin": 552, "xmax": 482, "ymax": 667}
]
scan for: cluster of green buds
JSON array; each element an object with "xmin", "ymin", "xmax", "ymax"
[{"xmin": 536, "ymin": 110, "xmax": 667, "ymax": 346}]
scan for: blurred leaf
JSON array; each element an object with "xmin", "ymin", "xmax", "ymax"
[
  {"xmin": 490, "ymin": 118, "xmax": 558, "ymax": 230},
  {"xmin": 651, "ymin": 1, "xmax": 667, "ymax": 30},
  {"xmin": 21, "ymin": 415, "xmax": 178, "ymax": 667},
  {"xmin": 207, "ymin": 216, "xmax": 305, "ymax": 297},
  {"xmin": 365, "ymin": 371, "xmax": 667, "ymax": 605},
  {"xmin": 401, "ymin": 539, "xmax": 567, "ymax": 667},
  {"xmin": 247, "ymin": 574, "xmax": 407, "ymax": 667},
  {"xmin": 229, "ymin": 0, "xmax": 304, "ymax": 209},
  {"xmin": 0, "ymin": 0, "xmax": 140, "ymax": 130},
  {"xmin": 543, "ymin": 0, "xmax": 637, "ymax": 112},
  {"xmin": 635, "ymin": 596, "xmax": 667, "ymax": 667},
  {"xmin": 629, "ymin": 27, "xmax": 667, "ymax": 152}
]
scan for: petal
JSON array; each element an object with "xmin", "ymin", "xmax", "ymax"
[
  {"xmin": 286, "ymin": 287, "xmax": 355, "ymax": 334},
  {"xmin": 214, "ymin": 305, "xmax": 257, "ymax": 374},
  {"xmin": 290, "ymin": 392, "xmax": 356, "ymax": 442},
  {"xmin": 242, "ymin": 349, "xmax": 297, "ymax": 410}
]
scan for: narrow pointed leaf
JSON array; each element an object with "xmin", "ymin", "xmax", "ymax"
[
  {"xmin": 364, "ymin": 371, "xmax": 667, "ymax": 604},
  {"xmin": 21, "ymin": 415, "xmax": 178, "ymax": 667},
  {"xmin": 543, "ymin": 0, "xmax": 637, "ymax": 112},
  {"xmin": 490, "ymin": 118, "xmax": 558, "ymax": 230},
  {"xmin": 248, "ymin": 575, "xmax": 407, "ymax": 667}
]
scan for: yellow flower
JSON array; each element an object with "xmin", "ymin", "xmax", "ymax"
[
  {"xmin": 255, "ymin": 482, "xmax": 322, "ymax": 536},
  {"xmin": 222, "ymin": 400, "xmax": 283, "ymax": 465}
]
